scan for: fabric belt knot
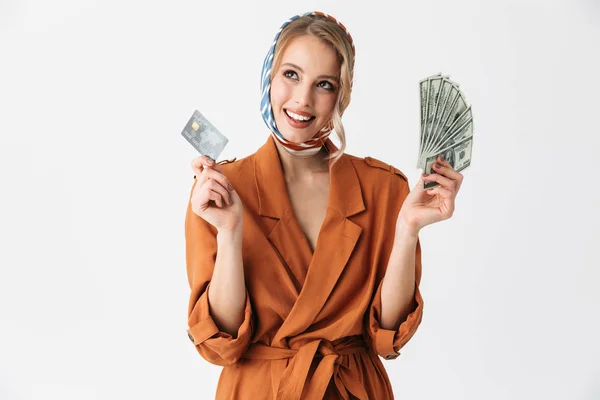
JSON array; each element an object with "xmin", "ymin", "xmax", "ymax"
[{"xmin": 243, "ymin": 335, "xmax": 369, "ymax": 400}]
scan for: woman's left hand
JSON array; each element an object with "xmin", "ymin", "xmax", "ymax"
[{"xmin": 397, "ymin": 155, "xmax": 464, "ymax": 235}]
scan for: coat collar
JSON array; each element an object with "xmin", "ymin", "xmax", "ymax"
[{"xmin": 254, "ymin": 134, "xmax": 365, "ymax": 220}]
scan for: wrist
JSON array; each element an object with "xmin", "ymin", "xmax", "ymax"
[
  {"xmin": 217, "ymin": 225, "xmax": 243, "ymax": 243},
  {"xmin": 395, "ymin": 218, "xmax": 420, "ymax": 242}
]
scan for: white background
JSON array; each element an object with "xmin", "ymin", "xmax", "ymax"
[{"xmin": 1, "ymin": 0, "xmax": 599, "ymax": 399}]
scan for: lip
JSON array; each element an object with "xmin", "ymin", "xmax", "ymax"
[
  {"xmin": 285, "ymin": 108, "xmax": 314, "ymax": 118},
  {"xmin": 283, "ymin": 109, "xmax": 315, "ymax": 129}
]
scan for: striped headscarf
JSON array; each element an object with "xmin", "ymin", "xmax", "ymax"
[{"xmin": 259, "ymin": 11, "xmax": 355, "ymax": 156}]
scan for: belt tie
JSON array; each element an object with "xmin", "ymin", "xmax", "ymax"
[{"xmin": 243, "ymin": 335, "xmax": 369, "ymax": 400}]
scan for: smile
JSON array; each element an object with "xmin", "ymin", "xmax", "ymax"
[
  {"xmin": 283, "ymin": 109, "xmax": 316, "ymax": 129},
  {"xmin": 284, "ymin": 109, "xmax": 315, "ymax": 122}
]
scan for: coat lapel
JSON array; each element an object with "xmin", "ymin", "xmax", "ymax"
[
  {"xmin": 254, "ymin": 135, "xmax": 314, "ymax": 293},
  {"xmin": 254, "ymin": 135, "xmax": 366, "ymax": 343}
]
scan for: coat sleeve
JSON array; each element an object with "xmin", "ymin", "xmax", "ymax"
[
  {"xmin": 185, "ymin": 178, "xmax": 253, "ymax": 366},
  {"xmin": 364, "ymin": 168, "xmax": 424, "ymax": 360},
  {"xmin": 365, "ymin": 238, "xmax": 424, "ymax": 360}
]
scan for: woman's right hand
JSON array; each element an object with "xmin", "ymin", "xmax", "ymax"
[{"xmin": 190, "ymin": 155, "xmax": 243, "ymax": 233}]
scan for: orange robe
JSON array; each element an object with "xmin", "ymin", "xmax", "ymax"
[{"xmin": 185, "ymin": 135, "xmax": 424, "ymax": 399}]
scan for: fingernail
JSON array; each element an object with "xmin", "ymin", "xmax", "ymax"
[
  {"xmin": 228, "ymin": 183, "xmax": 233, "ymax": 191},
  {"xmin": 207, "ymin": 158, "xmax": 215, "ymax": 164}
]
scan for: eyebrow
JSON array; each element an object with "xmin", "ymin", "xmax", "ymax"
[{"xmin": 281, "ymin": 63, "xmax": 339, "ymax": 82}]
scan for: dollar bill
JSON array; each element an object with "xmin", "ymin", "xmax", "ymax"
[
  {"xmin": 418, "ymin": 73, "xmax": 443, "ymax": 168},
  {"xmin": 425, "ymin": 81, "xmax": 463, "ymax": 155},
  {"xmin": 425, "ymin": 79, "xmax": 453, "ymax": 153},
  {"xmin": 433, "ymin": 107, "xmax": 473, "ymax": 152}
]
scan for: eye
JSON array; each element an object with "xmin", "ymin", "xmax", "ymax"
[
  {"xmin": 318, "ymin": 81, "xmax": 335, "ymax": 91},
  {"xmin": 283, "ymin": 70, "xmax": 298, "ymax": 80},
  {"xmin": 283, "ymin": 70, "xmax": 336, "ymax": 92}
]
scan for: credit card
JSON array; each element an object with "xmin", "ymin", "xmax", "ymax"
[{"xmin": 181, "ymin": 110, "xmax": 228, "ymax": 161}]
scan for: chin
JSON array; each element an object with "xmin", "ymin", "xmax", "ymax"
[
  {"xmin": 275, "ymin": 112, "xmax": 319, "ymax": 143},
  {"xmin": 280, "ymin": 127, "xmax": 321, "ymax": 144},
  {"xmin": 278, "ymin": 129, "xmax": 306, "ymax": 143}
]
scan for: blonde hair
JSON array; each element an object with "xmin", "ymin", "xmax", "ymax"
[{"xmin": 270, "ymin": 14, "xmax": 355, "ymax": 166}]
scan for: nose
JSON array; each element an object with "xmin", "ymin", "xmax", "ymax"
[{"xmin": 293, "ymin": 81, "xmax": 313, "ymax": 107}]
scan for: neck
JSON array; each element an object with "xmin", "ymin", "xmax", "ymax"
[{"xmin": 273, "ymin": 138, "xmax": 330, "ymax": 180}]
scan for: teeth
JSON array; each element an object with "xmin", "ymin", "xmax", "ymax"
[{"xmin": 285, "ymin": 110, "xmax": 312, "ymax": 121}]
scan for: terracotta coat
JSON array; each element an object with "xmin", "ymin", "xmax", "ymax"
[{"xmin": 185, "ymin": 135, "xmax": 424, "ymax": 399}]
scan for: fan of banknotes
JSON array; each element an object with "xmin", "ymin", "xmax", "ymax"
[{"xmin": 418, "ymin": 73, "xmax": 474, "ymax": 189}]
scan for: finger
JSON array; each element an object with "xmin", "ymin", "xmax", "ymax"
[
  {"xmin": 194, "ymin": 187, "xmax": 221, "ymax": 212},
  {"xmin": 431, "ymin": 162, "xmax": 461, "ymax": 181},
  {"xmin": 206, "ymin": 189, "xmax": 224, "ymax": 208},
  {"xmin": 437, "ymin": 154, "xmax": 454, "ymax": 166},
  {"xmin": 435, "ymin": 157, "xmax": 465, "ymax": 191},
  {"xmin": 196, "ymin": 175, "xmax": 230, "ymax": 207},
  {"xmin": 426, "ymin": 185, "xmax": 452, "ymax": 199},
  {"xmin": 195, "ymin": 166, "xmax": 213, "ymax": 186},
  {"xmin": 201, "ymin": 167, "xmax": 234, "ymax": 192},
  {"xmin": 436, "ymin": 156, "xmax": 448, "ymax": 168},
  {"xmin": 205, "ymin": 179, "xmax": 231, "ymax": 206},
  {"xmin": 422, "ymin": 172, "xmax": 455, "ymax": 192},
  {"xmin": 191, "ymin": 155, "xmax": 216, "ymax": 177},
  {"xmin": 437, "ymin": 156, "xmax": 464, "ymax": 186},
  {"xmin": 414, "ymin": 175, "xmax": 427, "ymax": 192},
  {"xmin": 193, "ymin": 155, "xmax": 215, "ymax": 167}
]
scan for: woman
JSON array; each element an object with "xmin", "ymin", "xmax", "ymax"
[{"xmin": 185, "ymin": 11, "xmax": 463, "ymax": 400}]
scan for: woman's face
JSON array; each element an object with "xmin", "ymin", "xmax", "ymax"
[{"xmin": 270, "ymin": 34, "xmax": 340, "ymax": 144}]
